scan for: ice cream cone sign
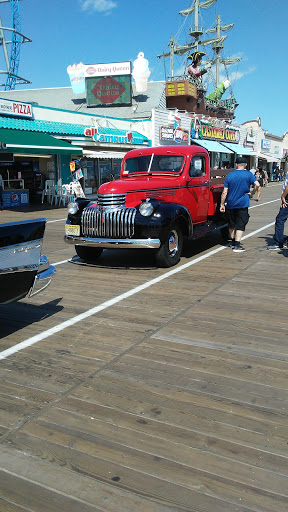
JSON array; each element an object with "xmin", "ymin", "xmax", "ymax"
[
  {"xmin": 126, "ymin": 131, "xmax": 133, "ymax": 142},
  {"xmin": 132, "ymin": 52, "xmax": 151, "ymax": 93}
]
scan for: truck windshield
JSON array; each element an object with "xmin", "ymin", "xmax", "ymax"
[{"xmin": 123, "ymin": 155, "xmax": 184, "ymax": 175}]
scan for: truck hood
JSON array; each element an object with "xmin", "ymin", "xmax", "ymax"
[{"xmin": 98, "ymin": 176, "xmax": 182, "ymax": 195}]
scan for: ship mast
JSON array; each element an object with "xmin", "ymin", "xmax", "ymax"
[
  {"xmin": 206, "ymin": 14, "xmax": 241, "ymax": 86},
  {"xmin": 158, "ymin": 0, "xmax": 220, "ymax": 79}
]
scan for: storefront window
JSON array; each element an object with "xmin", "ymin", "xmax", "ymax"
[
  {"xmin": 100, "ymin": 159, "xmax": 113, "ymax": 183},
  {"xmin": 82, "ymin": 159, "xmax": 99, "ymax": 194},
  {"xmin": 112, "ymin": 159, "xmax": 121, "ymax": 180}
]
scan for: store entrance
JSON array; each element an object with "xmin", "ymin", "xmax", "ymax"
[{"xmin": 0, "ymin": 157, "xmax": 46, "ymax": 203}]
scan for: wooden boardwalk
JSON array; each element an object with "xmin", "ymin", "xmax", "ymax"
[{"xmin": 0, "ymin": 183, "xmax": 288, "ymax": 511}]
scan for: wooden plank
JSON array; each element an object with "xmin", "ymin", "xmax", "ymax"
[
  {"xmin": 1, "ymin": 446, "xmax": 178, "ymax": 512},
  {"xmin": 0, "ymin": 498, "xmax": 31, "ymax": 512},
  {"xmin": 6, "ymin": 430, "xmax": 285, "ymax": 512},
  {"xmin": 56, "ymin": 396, "xmax": 288, "ymax": 475}
]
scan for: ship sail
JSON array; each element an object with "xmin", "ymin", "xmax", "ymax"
[
  {"xmin": 206, "ymin": 23, "xmax": 234, "ymax": 33},
  {"xmin": 220, "ymin": 57, "xmax": 241, "ymax": 65},
  {"xmin": 179, "ymin": 0, "xmax": 217, "ymax": 16},
  {"xmin": 200, "ymin": 35, "xmax": 227, "ymax": 46}
]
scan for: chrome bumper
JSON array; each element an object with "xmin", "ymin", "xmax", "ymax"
[
  {"xmin": 65, "ymin": 235, "xmax": 161, "ymax": 249},
  {"xmin": 29, "ymin": 255, "xmax": 56, "ymax": 298}
]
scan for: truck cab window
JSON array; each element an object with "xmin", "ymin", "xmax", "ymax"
[{"xmin": 189, "ymin": 157, "xmax": 206, "ymax": 177}]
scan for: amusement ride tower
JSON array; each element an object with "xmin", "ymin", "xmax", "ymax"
[{"xmin": 0, "ymin": 0, "xmax": 31, "ymax": 90}]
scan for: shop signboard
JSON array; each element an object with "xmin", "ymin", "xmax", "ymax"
[
  {"xmin": 159, "ymin": 126, "xmax": 189, "ymax": 144},
  {"xmin": 2, "ymin": 190, "xmax": 29, "ymax": 208},
  {"xmin": 261, "ymin": 139, "xmax": 271, "ymax": 150},
  {"xmin": 85, "ymin": 62, "xmax": 131, "ymax": 77},
  {"xmin": 84, "ymin": 127, "xmax": 147, "ymax": 146},
  {"xmin": 191, "ymin": 118, "xmax": 240, "ymax": 143},
  {"xmin": 86, "ymin": 75, "xmax": 132, "ymax": 107},
  {"xmin": 0, "ymin": 98, "xmax": 33, "ymax": 118}
]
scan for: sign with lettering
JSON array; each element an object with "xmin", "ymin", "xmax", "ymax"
[
  {"xmin": 261, "ymin": 139, "xmax": 271, "ymax": 150},
  {"xmin": 84, "ymin": 127, "xmax": 147, "ymax": 146},
  {"xmin": 85, "ymin": 62, "xmax": 131, "ymax": 77},
  {"xmin": 86, "ymin": 75, "xmax": 132, "ymax": 107},
  {"xmin": 191, "ymin": 118, "xmax": 240, "ymax": 143},
  {"xmin": 0, "ymin": 98, "xmax": 33, "ymax": 118},
  {"xmin": 159, "ymin": 126, "xmax": 189, "ymax": 144}
]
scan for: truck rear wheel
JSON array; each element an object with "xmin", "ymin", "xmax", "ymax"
[
  {"xmin": 155, "ymin": 223, "xmax": 183, "ymax": 268},
  {"xmin": 75, "ymin": 245, "xmax": 103, "ymax": 262}
]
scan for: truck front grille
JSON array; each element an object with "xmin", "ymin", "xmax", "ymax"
[
  {"xmin": 82, "ymin": 206, "xmax": 136, "ymax": 238},
  {"xmin": 97, "ymin": 193, "xmax": 126, "ymax": 209}
]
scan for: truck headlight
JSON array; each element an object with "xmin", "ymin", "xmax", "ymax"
[
  {"xmin": 139, "ymin": 201, "xmax": 154, "ymax": 217},
  {"xmin": 67, "ymin": 201, "xmax": 79, "ymax": 215}
]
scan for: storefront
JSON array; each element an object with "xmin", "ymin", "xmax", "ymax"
[
  {"xmin": 0, "ymin": 98, "xmax": 82, "ymax": 205},
  {"xmin": 0, "ymin": 128, "xmax": 82, "ymax": 204},
  {"xmin": 190, "ymin": 117, "xmax": 253, "ymax": 168}
]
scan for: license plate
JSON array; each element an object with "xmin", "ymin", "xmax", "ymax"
[{"xmin": 65, "ymin": 224, "xmax": 80, "ymax": 236}]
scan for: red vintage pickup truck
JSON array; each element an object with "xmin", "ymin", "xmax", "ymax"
[{"xmin": 65, "ymin": 145, "xmax": 228, "ymax": 267}]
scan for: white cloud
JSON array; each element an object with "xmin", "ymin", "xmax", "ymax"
[{"xmin": 80, "ymin": 0, "xmax": 117, "ymax": 14}]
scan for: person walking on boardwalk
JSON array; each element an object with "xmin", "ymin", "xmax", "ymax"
[
  {"xmin": 267, "ymin": 172, "xmax": 288, "ymax": 250},
  {"xmin": 220, "ymin": 156, "xmax": 260, "ymax": 252},
  {"xmin": 251, "ymin": 166, "xmax": 264, "ymax": 201}
]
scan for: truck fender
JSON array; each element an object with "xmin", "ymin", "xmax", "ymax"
[{"xmin": 149, "ymin": 202, "xmax": 193, "ymax": 239}]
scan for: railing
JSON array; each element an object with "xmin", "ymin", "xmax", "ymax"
[
  {"xmin": 210, "ymin": 167, "xmax": 231, "ymax": 185},
  {"xmin": 3, "ymin": 179, "xmax": 25, "ymax": 190}
]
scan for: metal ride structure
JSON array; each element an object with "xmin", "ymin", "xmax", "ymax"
[{"xmin": 0, "ymin": 0, "xmax": 31, "ymax": 89}]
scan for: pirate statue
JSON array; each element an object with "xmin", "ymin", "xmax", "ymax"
[{"xmin": 187, "ymin": 51, "xmax": 211, "ymax": 88}]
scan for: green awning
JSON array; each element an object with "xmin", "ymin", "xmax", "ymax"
[{"xmin": 0, "ymin": 128, "xmax": 82, "ymax": 155}]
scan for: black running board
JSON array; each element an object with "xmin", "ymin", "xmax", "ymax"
[{"xmin": 191, "ymin": 221, "xmax": 228, "ymax": 240}]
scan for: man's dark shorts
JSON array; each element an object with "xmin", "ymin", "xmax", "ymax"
[{"xmin": 227, "ymin": 207, "xmax": 250, "ymax": 231}]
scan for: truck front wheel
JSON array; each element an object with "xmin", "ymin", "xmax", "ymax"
[
  {"xmin": 155, "ymin": 223, "xmax": 183, "ymax": 267},
  {"xmin": 75, "ymin": 245, "xmax": 103, "ymax": 262}
]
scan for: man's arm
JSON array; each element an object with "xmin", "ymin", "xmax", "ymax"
[
  {"xmin": 250, "ymin": 179, "xmax": 260, "ymax": 197},
  {"xmin": 220, "ymin": 187, "xmax": 228, "ymax": 212},
  {"xmin": 281, "ymin": 183, "xmax": 288, "ymax": 207}
]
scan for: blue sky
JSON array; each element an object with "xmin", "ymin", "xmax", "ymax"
[{"xmin": 0, "ymin": 0, "xmax": 287, "ymax": 136}]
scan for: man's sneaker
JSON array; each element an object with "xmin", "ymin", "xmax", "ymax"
[
  {"xmin": 267, "ymin": 244, "xmax": 282, "ymax": 250},
  {"xmin": 233, "ymin": 245, "xmax": 246, "ymax": 253}
]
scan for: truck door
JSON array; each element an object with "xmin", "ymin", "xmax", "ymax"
[{"xmin": 186, "ymin": 155, "xmax": 210, "ymax": 223}]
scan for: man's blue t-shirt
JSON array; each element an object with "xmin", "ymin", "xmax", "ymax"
[{"xmin": 224, "ymin": 169, "xmax": 256, "ymax": 209}]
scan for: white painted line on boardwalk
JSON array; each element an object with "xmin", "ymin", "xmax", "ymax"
[
  {"xmin": 53, "ymin": 259, "xmax": 71, "ymax": 266},
  {"xmin": 249, "ymin": 198, "xmax": 279, "ymax": 209},
  {"xmin": 47, "ymin": 218, "xmax": 66, "ymax": 223},
  {"xmin": 0, "ymin": 221, "xmax": 276, "ymax": 361}
]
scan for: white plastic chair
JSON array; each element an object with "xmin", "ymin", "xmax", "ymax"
[
  {"xmin": 54, "ymin": 184, "xmax": 75, "ymax": 206},
  {"xmin": 41, "ymin": 180, "xmax": 55, "ymax": 203}
]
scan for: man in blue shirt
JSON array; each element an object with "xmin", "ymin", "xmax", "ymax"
[{"xmin": 220, "ymin": 156, "xmax": 259, "ymax": 252}]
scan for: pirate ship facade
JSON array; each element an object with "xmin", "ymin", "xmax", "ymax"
[{"xmin": 158, "ymin": 0, "xmax": 241, "ymax": 121}]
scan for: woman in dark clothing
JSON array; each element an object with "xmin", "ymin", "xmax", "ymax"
[{"xmin": 253, "ymin": 166, "xmax": 264, "ymax": 201}]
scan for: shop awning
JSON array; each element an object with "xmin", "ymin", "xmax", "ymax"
[
  {"xmin": 192, "ymin": 139, "xmax": 233, "ymax": 153},
  {"xmin": 83, "ymin": 150, "xmax": 125, "ymax": 159},
  {"xmin": 220, "ymin": 142, "xmax": 254, "ymax": 156},
  {"xmin": 0, "ymin": 128, "xmax": 82, "ymax": 155},
  {"xmin": 258, "ymin": 152, "xmax": 280, "ymax": 163}
]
